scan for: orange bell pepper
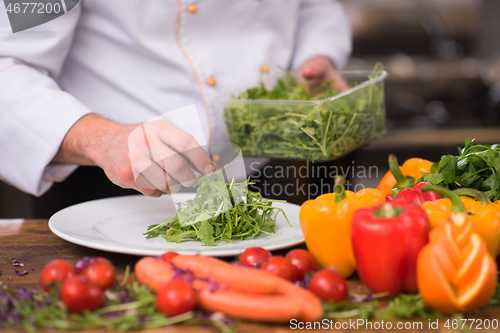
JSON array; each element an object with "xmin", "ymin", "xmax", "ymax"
[
  {"xmin": 421, "ymin": 188, "xmax": 500, "ymax": 257},
  {"xmin": 420, "ymin": 198, "xmax": 451, "ymax": 227},
  {"xmin": 376, "ymin": 155, "xmax": 433, "ymax": 195},
  {"xmin": 417, "ymin": 185, "xmax": 497, "ymax": 314},
  {"xmin": 299, "ymin": 177, "xmax": 385, "ymax": 278}
]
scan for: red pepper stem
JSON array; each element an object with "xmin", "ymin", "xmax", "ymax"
[
  {"xmin": 421, "ymin": 185, "xmax": 466, "ymax": 213},
  {"xmin": 334, "ymin": 176, "xmax": 347, "ymax": 204},
  {"xmin": 388, "ymin": 154, "xmax": 414, "ymax": 189},
  {"xmin": 453, "ymin": 188, "xmax": 492, "ymax": 204},
  {"xmin": 372, "ymin": 203, "xmax": 404, "ymax": 218}
]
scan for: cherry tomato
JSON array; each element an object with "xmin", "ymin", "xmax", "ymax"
[
  {"xmin": 239, "ymin": 247, "xmax": 271, "ymax": 267},
  {"xmin": 60, "ymin": 276, "xmax": 103, "ymax": 313},
  {"xmin": 285, "ymin": 249, "xmax": 317, "ymax": 281},
  {"xmin": 78, "ymin": 257, "xmax": 116, "ymax": 290},
  {"xmin": 160, "ymin": 252, "xmax": 179, "ymax": 263},
  {"xmin": 308, "ymin": 269, "xmax": 349, "ymax": 302},
  {"xmin": 156, "ymin": 280, "xmax": 197, "ymax": 317},
  {"xmin": 260, "ymin": 256, "xmax": 298, "ymax": 282},
  {"xmin": 39, "ymin": 259, "xmax": 76, "ymax": 291}
]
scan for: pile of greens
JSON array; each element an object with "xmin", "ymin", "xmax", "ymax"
[
  {"xmin": 223, "ymin": 64, "xmax": 386, "ymax": 161},
  {"xmin": 144, "ymin": 171, "xmax": 290, "ymax": 246},
  {"xmin": 421, "ymin": 139, "xmax": 500, "ymax": 201}
]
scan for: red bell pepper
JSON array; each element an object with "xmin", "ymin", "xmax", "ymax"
[
  {"xmin": 384, "ymin": 154, "xmax": 440, "ymax": 204},
  {"xmin": 351, "ymin": 202, "xmax": 430, "ymax": 296},
  {"xmin": 386, "ymin": 181, "xmax": 441, "ymax": 204}
]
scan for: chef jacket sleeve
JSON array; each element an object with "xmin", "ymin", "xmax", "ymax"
[
  {"xmin": 0, "ymin": 6, "xmax": 92, "ymax": 196},
  {"xmin": 291, "ymin": 0, "xmax": 352, "ymax": 71}
]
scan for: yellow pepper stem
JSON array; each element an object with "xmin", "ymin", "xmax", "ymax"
[
  {"xmin": 453, "ymin": 188, "xmax": 492, "ymax": 204},
  {"xmin": 334, "ymin": 176, "xmax": 347, "ymax": 204},
  {"xmin": 421, "ymin": 185, "xmax": 466, "ymax": 214}
]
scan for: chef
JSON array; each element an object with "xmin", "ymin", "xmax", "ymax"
[{"xmin": 0, "ymin": 0, "xmax": 351, "ymax": 217}]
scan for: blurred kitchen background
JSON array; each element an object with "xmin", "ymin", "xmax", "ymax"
[
  {"xmin": 344, "ymin": 0, "xmax": 500, "ymax": 189},
  {"xmin": 2, "ymin": 0, "xmax": 500, "ymax": 217}
]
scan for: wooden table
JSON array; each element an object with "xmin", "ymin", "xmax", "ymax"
[{"xmin": 1, "ymin": 219, "xmax": 500, "ymax": 332}]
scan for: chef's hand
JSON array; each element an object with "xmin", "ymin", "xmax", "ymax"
[
  {"xmin": 297, "ymin": 56, "xmax": 348, "ymax": 92},
  {"xmin": 53, "ymin": 114, "xmax": 214, "ymax": 197}
]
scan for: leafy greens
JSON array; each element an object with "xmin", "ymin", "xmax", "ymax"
[
  {"xmin": 420, "ymin": 139, "xmax": 500, "ymax": 201},
  {"xmin": 223, "ymin": 64, "xmax": 386, "ymax": 161},
  {"xmin": 0, "ymin": 280, "xmax": 236, "ymax": 333},
  {"xmin": 144, "ymin": 171, "xmax": 290, "ymax": 246}
]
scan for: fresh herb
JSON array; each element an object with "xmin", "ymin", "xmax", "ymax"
[
  {"xmin": 144, "ymin": 170, "xmax": 290, "ymax": 246},
  {"xmin": 324, "ymin": 293, "xmax": 442, "ymax": 321},
  {"xmin": 325, "ymin": 279, "xmax": 500, "ymax": 321},
  {"xmin": 0, "ymin": 282, "xmax": 187, "ymax": 332},
  {"xmin": 223, "ymin": 64, "xmax": 386, "ymax": 161},
  {"xmin": 0, "ymin": 281, "xmax": 235, "ymax": 333},
  {"xmin": 421, "ymin": 139, "xmax": 500, "ymax": 201}
]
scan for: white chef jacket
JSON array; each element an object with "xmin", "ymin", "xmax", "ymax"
[{"xmin": 0, "ymin": 0, "xmax": 351, "ymax": 196}]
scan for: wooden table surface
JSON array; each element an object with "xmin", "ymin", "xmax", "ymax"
[{"xmin": 1, "ymin": 219, "xmax": 500, "ymax": 332}]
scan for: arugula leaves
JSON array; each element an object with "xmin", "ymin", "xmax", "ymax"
[
  {"xmin": 421, "ymin": 139, "xmax": 500, "ymax": 201},
  {"xmin": 144, "ymin": 171, "xmax": 290, "ymax": 246},
  {"xmin": 223, "ymin": 65, "xmax": 386, "ymax": 161}
]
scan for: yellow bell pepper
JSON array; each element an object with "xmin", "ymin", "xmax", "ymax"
[
  {"xmin": 299, "ymin": 177, "xmax": 385, "ymax": 278},
  {"xmin": 421, "ymin": 187, "xmax": 500, "ymax": 257}
]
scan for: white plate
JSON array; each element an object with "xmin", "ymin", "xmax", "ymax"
[{"xmin": 48, "ymin": 194, "xmax": 304, "ymax": 257}]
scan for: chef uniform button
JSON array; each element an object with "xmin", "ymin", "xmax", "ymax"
[
  {"xmin": 261, "ymin": 64, "xmax": 269, "ymax": 73},
  {"xmin": 212, "ymin": 154, "xmax": 221, "ymax": 163},
  {"xmin": 207, "ymin": 77, "xmax": 216, "ymax": 86},
  {"xmin": 188, "ymin": 5, "xmax": 197, "ymax": 13}
]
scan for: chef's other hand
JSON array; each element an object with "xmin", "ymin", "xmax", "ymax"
[
  {"xmin": 53, "ymin": 114, "xmax": 214, "ymax": 197},
  {"xmin": 297, "ymin": 56, "xmax": 348, "ymax": 92}
]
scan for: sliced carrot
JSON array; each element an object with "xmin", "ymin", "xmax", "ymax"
[
  {"xmin": 192, "ymin": 280, "xmax": 301, "ymax": 323},
  {"xmin": 171, "ymin": 255, "xmax": 280, "ymax": 294},
  {"xmin": 135, "ymin": 257, "xmax": 175, "ymax": 292}
]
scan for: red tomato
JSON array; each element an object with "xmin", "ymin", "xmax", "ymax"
[
  {"xmin": 260, "ymin": 256, "xmax": 298, "ymax": 282},
  {"xmin": 160, "ymin": 252, "xmax": 179, "ymax": 263},
  {"xmin": 60, "ymin": 276, "xmax": 103, "ymax": 313},
  {"xmin": 156, "ymin": 280, "xmax": 197, "ymax": 317},
  {"xmin": 78, "ymin": 257, "xmax": 116, "ymax": 290},
  {"xmin": 39, "ymin": 259, "xmax": 76, "ymax": 291},
  {"xmin": 239, "ymin": 247, "xmax": 271, "ymax": 267},
  {"xmin": 308, "ymin": 269, "xmax": 349, "ymax": 302},
  {"xmin": 285, "ymin": 249, "xmax": 317, "ymax": 280}
]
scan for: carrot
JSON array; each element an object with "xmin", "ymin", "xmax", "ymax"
[
  {"xmin": 173, "ymin": 255, "xmax": 323, "ymax": 322},
  {"xmin": 171, "ymin": 255, "xmax": 280, "ymax": 294},
  {"xmin": 192, "ymin": 280, "xmax": 301, "ymax": 323},
  {"xmin": 136, "ymin": 255, "xmax": 323, "ymax": 323},
  {"xmin": 278, "ymin": 281, "xmax": 324, "ymax": 322},
  {"xmin": 135, "ymin": 257, "xmax": 175, "ymax": 292}
]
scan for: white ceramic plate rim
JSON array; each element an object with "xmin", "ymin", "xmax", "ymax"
[{"xmin": 48, "ymin": 194, "xmax": 304, "ymax": 257}]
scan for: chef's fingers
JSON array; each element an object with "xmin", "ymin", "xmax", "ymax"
[
  {"xmin": 133, "ymin": 176, "xmax": 164, "ymax": 197},
  {"xmin": 143, "ymin": 142, "xmax": 195, "ymax": 190},
  {"xmin": 128, "ymin": 124, "xmax": 182, "ymax": 191},
  {"xmin": 140, "ymin": 161, "xmax": 181, "ymax": 194},
  {"xmin": 301, "ymin": 59, "xmax": 328, "ymax": 80},
  {"xmin": 325, "ymin": 70, "xmax": 349, "ymax": 91},
  {"xmin": 151, "ymin": 121, "xmax": 214, "ymax": 176},
  {"xmin": 129, "ymin": 146, "xmax": 179, "ymax": 193},
  {"xmin": 139, "ymin": 121, "xmax": 201, "ymax": 187}
]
